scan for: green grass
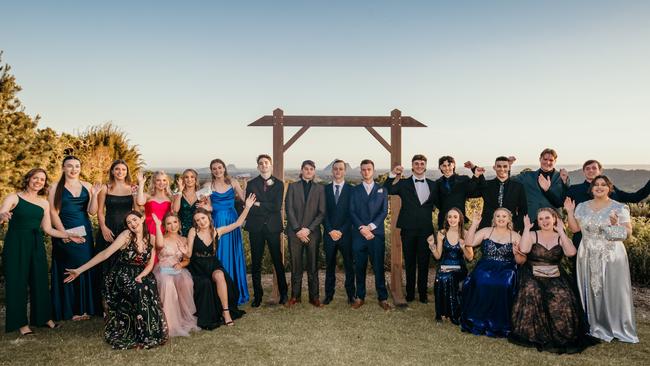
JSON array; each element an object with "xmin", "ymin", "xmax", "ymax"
[{"xmin": 1, "ymin": 275, "xmax": 649, "ymax": 366}]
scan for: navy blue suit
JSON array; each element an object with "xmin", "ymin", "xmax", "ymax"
[
  {"xmin": 323, "ymin": 182, "xmax": 355, "ymax": 302},
  {"xmin": 350, "ymin": 182, "xmax": 388, "ymax": 301}
]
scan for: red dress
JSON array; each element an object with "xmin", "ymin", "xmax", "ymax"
[{"xmin": 144, "ymin": 200, "xmax": 171, "ymax": 235}]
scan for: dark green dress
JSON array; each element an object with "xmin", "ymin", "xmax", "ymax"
[
  {"xmin": 2, "ymin": 196, "xmax": 51, "ymax": 332},
  {"xmin": 178, "ymin": 196, "xmax": 197, "ymax": 237}
]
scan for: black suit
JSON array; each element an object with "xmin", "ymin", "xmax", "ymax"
[
  {"xmin": 472, "ymin": 175, "xmax": 528, "ymax": 232},
  {"xmin": 244, "ymin": 175, "xmax": 287, "ymax": 301},
  {"xmin": 323, "ymin": 182, "xmax": 355, "ymax": 302},
  {"xmin": 385, "ymin": 175, "xmax": 437, "ymax": 302},
  {"xmin": 435, "ymin": 174, "xmax": 478, "ymax": 229}
]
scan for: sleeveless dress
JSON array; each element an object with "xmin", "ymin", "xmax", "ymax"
[
  {"xmin": 2, "ymin": 197, "xmax": 52, "ymax": 332},
  {"xmin": 144, "ymin": 200, "xmax": 171, "ymax": 235},
  {"xmin": 210, "ymin": 188, "xmax": 249, "ymax": 305},
  {"xmin": 153, "ymin": 239, "xmax": 199, "ymax": 337},
  {"xmin": 51, "ymin": 186, "xmax": 98, "ymax": 320},
  {"xmin": 188, "ymin": 234, "xmax": 245, "ymax": 330},
  {"xmin": 434, "ymin": 237, "xmax": 468, "ymax": 324},
  {"xmin": 574, "ymin": 200, "xmax": 638, "ymax": 343},
  {"xmin": 178, "ymin": 196, "xmax": 197, "ymax": 237},
  {"xmin": 509, "ymin": 234, "xmax": 594, "ymax": 353},
  {"xmin": 104, "ymin": 239, "xmax": 168, "ymax": 349},
  {"xmin": 95, "ymin": 194, "xmax": 133, "ymax": 285},
  {"xmin": 461, "ymin": 232, "xmax": 517, "ymax": 337}
]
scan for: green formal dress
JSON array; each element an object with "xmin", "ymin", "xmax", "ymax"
[{"xmin": 2, "ymin": 196, "xmax": 51, "ymax": 332}]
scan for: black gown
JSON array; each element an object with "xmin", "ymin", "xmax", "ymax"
[
  {"xmin": 188, "ymin": 234, "xmax": 245, "ymax": 330},
  {"xmin": 96, "ymin": 194, "xmax": 134, "ymax": 279}
]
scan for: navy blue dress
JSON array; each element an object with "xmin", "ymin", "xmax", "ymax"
[
  {"xmin": 460, "ymin": 234, "xmax": 517, "ymax": 337},
  {"xmin": 434, "ymin": 237, "xmax": 468, "ymax": 324},
  {"xmin": 51, "ymin": 186, "xmax": 98, "ymax": 320}
]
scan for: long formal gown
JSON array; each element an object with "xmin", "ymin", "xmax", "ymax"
[
  {"xmin": 210, "ymin": 188, "xmax": 249, "ymax": 305},
  {"xmin": 461, "ymin": 232, "xmax": 517, "ymax": 337},
  {"xmin": 188, "ymin": 234, "xmax": 245, "ymax": 330},
  {"xmin": 509, "ymin": 234, "xmax": 594, "ymax": 353},
  {"xmin": 95, "ymin": 194, "xmax": 133, "ymax": 287},
  {"xmin": 574, "ymin": 200, "xmax": 638, "ymax": 343},
  {"xmin": 434, "ymin": 237, "xmax": 468, "ymax": 324},
  {"xmin": 178, "ymin": 196, "xmax": 197, "ymax": 237},
  {"xmin": 104, "ymin": 239, "xmax": 168, "ymax": 349},
  {"xmin": 2, "ymin": 197, "xmax": 52, "ymax": 332},
  {"xmin": 51, "ymin": 186, "xmax": 98, "ymax": 320},
  {"xmin": 144, "ymin": 200, "xmax": 171, "ymax": 235},
  {"xmin": 153, "ymin": 240, "xmax": 199, "ymax": 337}
]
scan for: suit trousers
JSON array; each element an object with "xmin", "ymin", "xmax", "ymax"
[
  {"xmin": 401, "ymin": 230, "xmax": 431, "ymax": 300},
  {"xmin": 353, "ymin": 234, "xmax": 388, "ymax": 301},
  {"xmin": 249, "ymin": 227, "xmax": 288, "ymax": 300},
  {"xmin": 324, "ymin": 233, "xmax": 355, "ymax": 301},
  {"xmin": 288, "ymin": 233, "xmax": 320, "ymax": 301}
]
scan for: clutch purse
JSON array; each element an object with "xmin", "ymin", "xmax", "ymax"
[
  {"xmin": 66, "ymin": 225, "xmax": 87, "ymax": 237},
  {"xmin": 603, "ymin": 225, "xmax": 627, "ymax": 241},
  {"xmin": 159, "ymin": 266, "xmax": 181, "ymax": 275},
  {"xmin": 532, "ymin": 265, "xmax": 560, "ymax": 278},
  {"xmin": 439, "ymin": 265, "xmax": 461, "ymax": 272}
]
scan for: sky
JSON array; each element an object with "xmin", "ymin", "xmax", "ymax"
[{"xmin": 3, "ymin": 0, "xmax": 649, "ymax": 170}]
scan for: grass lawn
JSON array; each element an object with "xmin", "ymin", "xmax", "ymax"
[{"xmin": 1, "ymin": 273, "xmax": 649, "ymax": 366}]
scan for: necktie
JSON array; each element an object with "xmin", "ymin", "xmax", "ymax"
[
  {"xmin": 498, "ymin": 182, "xmax": 505, "ymax": 207},
  {"xmin": 444, "ymin": 179, "xmax": 451, "ymax": 192},
  {"xmin": 334, "ymin": 185, "xmax": 340, "ymax": 204},
  {"xmin": 414, "ymin": 179, "xmax": 424, "ymax": 183}
]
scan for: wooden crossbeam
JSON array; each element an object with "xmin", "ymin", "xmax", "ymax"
[
  {"xmin": 283, "ymin": 126, "xmax": 310, "ymax": 152},
  {"xmin": 249, "ymin": 115, "xmax": 426, "ymax": 128},
  {"xmin": 364, "ymin": 127, "xmax": 391, "ymax": 153}
]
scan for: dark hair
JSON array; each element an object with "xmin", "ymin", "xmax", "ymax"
[
  {"xmin": 583, "ymin": 159, "xmax": 603, "ymax": 170},
  {"xmin": 22, "ymin": 168, "xmax": 49, "ymax": 196},
  {"xmin": 193, "ymin": 207, "xmax": 217, "ymax": 254},
  {"xmin": 360, "ymin": 159, "xmax": 374, "ymax": 168},
  {"xmin": 301, "ymin": 160, "xmax": 316, "ymax": 169},
  {"xmin": 107, "ymin": 159, "xmax": 131, "ymax": 189},
  {"xmin": 590, "ymin": 175, "xmax": 614, "ymax": 197},
  {"xmin": 123, "ymin": 210, "xmax": 152, "ymax": 250},
  {"xmin": 438, "ymin": 156, "xmax": 455, "ymax": 172},
  {"xmin": 411, "ymin": 154, "xmax": 427, "ymax": 163},
  {"xmin": 257, "ymin": 154, "xmax": 272, "ymax": 164},
  {"xmin": 163, "ymin": 211, "xmax": 181, "ymax": 235},
  {"xmin": 443, "ymin": 207, "xmax": 465, "ymax": 240},
  {"xmin": 54, "ymin": 156, "xmax": 81, "ymax": 210},
  {"xmin": 332, "ymin": 159, "xmax": 346, "ymax": 168},
  {"xmin": 494, "ymin": 156, "xmax": 510, "ymax": 164},
  {"xmin": 210, "ymin": 158, "xmax": 231, "ymax": 185},
  {"xmin": 539, "ymin": 148, "xmax": 558, "ymax": 160}
]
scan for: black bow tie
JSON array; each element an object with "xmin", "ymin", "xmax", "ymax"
[{"xmin": 414, "ymin": 179, "xmax": 425, "ymax": 183}]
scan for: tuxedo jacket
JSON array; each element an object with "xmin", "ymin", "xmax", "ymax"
[
  {"xmin": 349, "ymin": 183, "xmax": 388, "ymax": 237},
  {"xmin": 244, "ymin": 175, "xmax": 284, "ymax": 233},
  {"xmin": 285, "ymin": 180, "xmax": 326, "ymax": 236},
  {"xmin": 435, "ymin": 174, "xmax": 478, "ymax": 228},
  {"xmin": 384, "ymin": 176, "xmax": 437, "ymax": 234},
  {"xmin": 323, "ymin": 182, "xmax": 353, "ymax": 235},
  {"xmin": 472, "ymin": 175, "xmax": 528, "ymax": 232},
  {"xmin": 511, "ymin": 169, "xmax": 567, "ymax": 221}
]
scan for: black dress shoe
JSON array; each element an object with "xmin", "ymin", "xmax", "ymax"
[
  {"xmin": 251, "ymin": 298, "xmax": 262, "ymax": 308},
  {"xmin": 322, "ymin": 296, "xmax": 333, "ymax": 305},
  {"xmin": 347, "ymin": 297, "xmax": 355, "ymax": 305},
  {"xmin": 279, "ymin": 294, "xmax": 288, "ymax": 305},
  {"xmin": 405, "ymin": 295, "xmax": 415, "ymax": 302},
  {"xmin": 419, "ymin": 297, "xmax": 428, "ymax": 304}
]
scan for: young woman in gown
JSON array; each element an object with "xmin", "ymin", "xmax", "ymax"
[
  {"xmin": 172, "ymin": 169, "xmax": 200, "ymax": 237},
  {"xmin": 48, "ymin": 156, "xmax": 102, "ymax": 321},
  {"xmin": 136, "ymin": 170, "xmax": 172, "ymax": 235},
  {"xmin": 186, "ymin": 193, "xmax": 255, "ymax": 330},
  {"xmin": 428, "ymin": 207, "xmax": 474, "ymax": 324},
  {"xmin": 64, "ymin": 210, "xmax": 168, "ymax": 349},
  {"xmin": 0, "ymin": 169, "xmax": 84, "ymax": 335}
]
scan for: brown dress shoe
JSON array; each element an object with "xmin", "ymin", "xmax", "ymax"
[
  {"xmin": 309, "ymin": 299, "xmax": 323, "ymax": 308},
  {"xmin": 285, "ymin": 297, "xmax": 300, "ymax": 307},
  {"xmin": 351, "ymin": 299, "xmax": 365, "ymax": 309},
  {"xmin": 378, "ymin": 300, "xmax": 392, "ymax": 311}
]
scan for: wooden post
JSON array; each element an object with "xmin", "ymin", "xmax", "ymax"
[
  {"xmin": 269, "ymin": 108, "xmax": 284, "ymax": 304},
  {"xmin": 389, "ymin": 109, "xmax": 406, "ymax": 305}
]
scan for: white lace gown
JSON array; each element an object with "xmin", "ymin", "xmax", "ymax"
[{"xmin": 574, "ymin": 200, "xmax": 638, "ymax": 343}]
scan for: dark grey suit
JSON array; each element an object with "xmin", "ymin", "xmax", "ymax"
[{"xmin": 285, "ymin": 179, "xmax": 326, "ymax": 301}]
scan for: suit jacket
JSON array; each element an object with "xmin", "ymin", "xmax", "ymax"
[
  {"xmin": 350, "ymin": 182, "xmax": 388, "ymax": 236},
  {"xmin": 323, "ymin": 182, "xmax": 353, "ymax": 235},
  {"xmin": 512, "ymin": 169, "xmax": 568, "ymax": 221},
  {"xmin": 384, "ymin": 175, "xmax": 437, "ymax": 234},
  {"xmin": 435, "ymin": 174, "xmax": 477, "ymax": 228},
  {"xmin": 472, "ymin": 175, "xmax": 528, "ymax": 232},
  {"xmin": 285, "ymin": 180, "xmax": 326, "ymax": 236},
  {"xmin": 244, "ymin": 175, "xmax": 284, "ymax": 233}
]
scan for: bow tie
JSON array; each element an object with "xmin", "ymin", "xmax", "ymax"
[{"xmin": 414, "ymin": 179, "xmax": 425, "ymax": 183}]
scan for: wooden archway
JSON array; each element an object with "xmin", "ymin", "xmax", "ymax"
[{"xmin": 249, "ymin": 108, "xmax": 427, "ymax": 305}]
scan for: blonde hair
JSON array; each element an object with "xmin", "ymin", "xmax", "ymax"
[
  {"xmin": 491, "ymin": 207, "xmax": 513, "ymax": 231},
  {"xmin": 182, "ymin": 169, "xmax": 200, "ymax": 192},
  {"xmin": 148, "ymin": 171, "xmax": 173, "ymax": 199},
  {"xmin": 536, "ymin": 207, "xmax": 559, "ymax": 227}
]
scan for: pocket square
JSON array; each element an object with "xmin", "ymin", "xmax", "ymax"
[{"xmin": 377, "ymin": 188, "xmax": 383, "ymax": 193}]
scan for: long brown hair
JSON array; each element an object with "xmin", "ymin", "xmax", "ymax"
[
  {"xmin": 442, "ymin": 207, "xmax": 465, "ymax": 240},
  {"xmin": 193, "ymin": 207, "xmax": 217, "ymax": 254},
  {"xmin": 210, "ymin": 158, "xmax": 231, "ymax": 185},
  {"xmin": 22, "ymin": 168, "xmax": 49, "ymax": 196},
  {"xmin": 107, "ymin": 159, "xmax": 131, "ymax": 189},
  {"xmin": 123, "ymin": 210, "xmax": 152, "ymax": 250},
  {"xmin": 54, "ymin": 156, "xmax": 81, "ymax": 210}
]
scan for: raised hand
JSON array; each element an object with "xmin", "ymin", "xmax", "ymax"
[
  {"xmin": 392, "ymin": 165, "xmax": 404, "ymax": 176},
  {"xmin": 152, "ymin": 213, "xmax": 161, "ymax": 227},
  {"xmin": 471, "ymin": 211, "xmax": 482, "ymax": 225},
  {"xmin": 474, "ymin": 167, "xmax": 486, "ymax": 177},
  {"xmin": 137, "ymin": 171, "xmax": 146, "ymax": 186},
  {"xmin": 244, "ymin": 193, "xmax": 257, "ymax": 208},
  {"xmin": 463, "ymin": 161, "xmax": 475, "ymax": 170},
  {"xmin": 523, "ymin": 215, "xmax": 534, "ymax": 231},
  {"xmin": 176, "ymin": 177, "xmax": 185, "ymax": 193},
  {"xmin": 563, "ymin": 197, "xmax": 575, "ymax": 213},
  {"xmin": 538, "ymin": 174, "xmax": 551, "ymax": 192},
  {"xmin": 609, "ymin": 211, "xmax": 619, "ymax": 225},
  {"xmin": 92, "ymin": 182, "xmax": 104, "ymax": 196},
  {"xmin": 560, "ymin": 168, "xmax": 569, "ymax": 184},
  {"xmin": 507, "ymin": 156, "xmax": 517, "ymax": 165},
  {"xmin": 64, "ymin": 268, "xmax": 80, "ymax": 283}
]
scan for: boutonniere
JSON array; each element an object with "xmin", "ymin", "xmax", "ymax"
[
  {"xmin": 377, "ymin": 188, "xmax": 384, "ymax": 193},
  {"xmin": 265, "ymin": 178, "xmax": 274, "ymax": 186}
]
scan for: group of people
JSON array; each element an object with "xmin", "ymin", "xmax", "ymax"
[{"xmin": 0, "ymin": 148, "xmax": 647, "ymax": 352}]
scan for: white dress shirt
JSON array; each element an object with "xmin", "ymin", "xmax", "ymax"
[{"xmin": 412, "ymin": 175, "xmax": 430, "ymax": 205}]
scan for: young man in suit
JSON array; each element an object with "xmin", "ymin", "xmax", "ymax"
[
  {"xmin": 244, "ymin": 154, "xmax": 288, "ymax": 307},
  {"xmin": 322, "ymin": 159, "xmax": 355, "ymax": 305},
  {"xmin": 466, "ymin": 156, "xmax": 528, "ymax": 232},
  {"xmin": 385, "ymin": 154, "xmax": 437, "ymax": 303},
  {"xmin": 435, "ymin": 156, "xmax": 482, "ymax": 229},
  {"xmin": 285, "ymin": 160, "xmax": 326, "ymax": 307},
  {"xmin": 350, "ymin": 159, "xmax": 390, "ymax": 310}
]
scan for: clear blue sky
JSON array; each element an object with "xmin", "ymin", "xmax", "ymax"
[{"xmin": 4, "ymin": 0, "xmax": 649, "ymax": 169}]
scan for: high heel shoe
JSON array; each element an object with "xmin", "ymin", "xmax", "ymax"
[{"xmin": 223, "ymin": 309, "xmax": 234, "ymax": 326}]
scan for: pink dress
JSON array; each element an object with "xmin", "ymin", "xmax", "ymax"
[
  {"xmin": 144, "ymin": 200, "xmax": 171, "ymax": 235},
  {"xmin": 153, "ymin": 239, "xmax": 199, "ymax": 337}
]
